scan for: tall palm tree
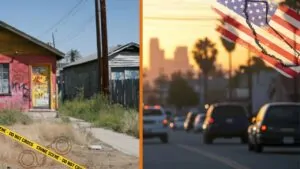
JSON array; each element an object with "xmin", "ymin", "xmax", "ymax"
[
  {"xmin": 193, "ymin": 37, "xmax": 218, "ymax": 104},
  {"xmin": 219, "ymin": 16, "xmax": 237, "ymax": 101},
  {"xmin": 66, "ymin": 49, "xmax": 81, "ymax": 63}
]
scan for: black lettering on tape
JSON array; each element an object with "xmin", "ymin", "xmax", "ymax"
[
  {"xmin": 75, "ymin": 165, "xmax": 83, "ymax": 169},
  {"xmin": 14, "ymin": 134, "xmax": 22, "ymax": 140},
  {"xmin": 36, "ymin": 145, "xmax": 48, "ymax": 154},
  {"xmin": 67, "ymin": 161, "xmax": 74, "ymax": 167},
  {"xmin": 62, "ymin": 158, "xmax": 67, "ymax": 163},
  {"xmin": 21, "ymin": 138, "xmax": 34, "ymax": 147},
  {"xmin": 0, "ymin": 127, "xmax": 6, "ymax": 133},
  {"xmin": 48, "ymin": 151, "xmax": 60, "ymax": 160},
  {"xmin": 9, "ymin": 132, "xmax": 14, "ymax": 137}
]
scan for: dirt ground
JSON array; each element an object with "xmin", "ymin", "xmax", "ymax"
[{"xmin": 0, "ymin": 120, "xmax": 138, "ymax": 169}]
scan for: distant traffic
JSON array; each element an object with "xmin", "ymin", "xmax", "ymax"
[{"xmin": 143, "ymin": 102, "xmax": 300, "ymax": 153}]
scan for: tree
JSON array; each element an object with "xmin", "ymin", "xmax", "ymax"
[
  {"xmin": 154, "ymin": 71, "xmax": 169, "ymax": 104},
  {"xmin": 185, "ymin": 69, "xmax": 195, "ymax": 80},
  {"xmin": 66, "ymin": 49, "xmax": 81, "ymax": 63},
  {"xmin": 219, "ymin": 16, "xmax": 237, "ymax": 100},
  {"xmin": 192, "ymin": 37, "xmax": 218, "ymax": 104},
  {"xmin": 280, "ymin": 0, "xmax": 300, "ymax": 12},
  {"xmin": 167, "ymin": 71, "xmax": 199, "ymax": 109}
]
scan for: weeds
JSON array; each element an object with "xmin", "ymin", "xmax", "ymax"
[
  {"xmin": 0, "ymin": 109, "xmax": 32, "ymax": 125},
  {"xmin": 59, "ymin": 91, "xmax": 138, "ymax": 138}
]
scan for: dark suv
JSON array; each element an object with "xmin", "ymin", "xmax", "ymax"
[
  {"xmin": 248, "ymin": 102, "xmax": 300, "ymax": 153},
  {"xmin": 202, "ymin": 103, "xmax": 250, "ymax": 144}
]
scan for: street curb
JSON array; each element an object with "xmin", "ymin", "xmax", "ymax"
[{"xmin": 68, "ymin": 117, "xmax": 139, "ymax": 157}]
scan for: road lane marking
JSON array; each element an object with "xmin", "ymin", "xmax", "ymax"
[{"xmin": 176, "ymin": 144, "xmax": 252, "ymax": 169}]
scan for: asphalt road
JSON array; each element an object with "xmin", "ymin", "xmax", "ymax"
[{"xmin": 144, "ymin": 130, "xmax": 300, "ymax": 169}]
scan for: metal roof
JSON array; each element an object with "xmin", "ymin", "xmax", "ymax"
[
  {"xmin": 0, "ymin": 20, "xmax": 64, "ymax": 59},
  {"xmin": 63, "ymin": 42, "xmax": 139, "ymax": 69}
]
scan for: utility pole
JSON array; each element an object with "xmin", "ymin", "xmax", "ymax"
[
  {"xmin": 100, "ymin": 0, "xmax": 109, "ymax": 96},
  {"xmin": 52, "ymin": 32, "xmax": 56, "ymax": 48},
  {"xmin": 95, "ymin": 0, "xmax": 103, "ymax": 93}
]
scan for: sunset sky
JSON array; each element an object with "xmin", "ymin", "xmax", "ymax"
[{"xmin": 143, "ymin": 0, "xmax": 284, "ymax": 71}]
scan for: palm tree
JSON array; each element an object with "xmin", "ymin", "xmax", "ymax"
[
  {"xmin": 193, "ymin": 37, "xmax": 218, "ymax": 105},
  {"xmin": 66, "ymin": 49, "xmax": 81, "ymax": 63},
  {"xmin": 219, "ymin": 16, "xmax": 237, "ymax": 101}
]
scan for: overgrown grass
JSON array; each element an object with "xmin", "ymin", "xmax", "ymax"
[
  {"xmin": 59, "ymin": 92, "xmax": 139, "ymax": 138},
  {"xmin": 0, "ymin": 109, "xmax": 33, "ymax": 125}
]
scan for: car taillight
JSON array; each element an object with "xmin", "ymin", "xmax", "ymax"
[
  {"xmin": 260, "ymin": 125, "xmax": 267, "ymax": 132},
  {"xmin": 208, "ymin": 118, "xmax": 214, "ymax": 124},
  {"xmin": 163, "ymin": 119, "xmax": 168, "ymax": 126},
  {"xmin": 194, "ymin": 116, "xmax": 200, "ymax": 124}
]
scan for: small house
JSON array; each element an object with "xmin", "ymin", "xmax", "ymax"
[{"xmin": 0, "ymin": 21, "xmax": 64, "ymax": 111}]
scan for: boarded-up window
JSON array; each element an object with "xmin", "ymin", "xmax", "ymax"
[{"xmin": 0, "ymin": 64, "xmax": 9, "ymax": 94}]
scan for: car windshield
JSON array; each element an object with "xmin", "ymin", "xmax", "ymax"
[
  {"xmin": 212, "ymin": 106, "xmax": 247, "ymax": 119},
  {"xmin": 143, "ymin": 109, "xmax": 163, "ymax": 116},
  {"xmin": 264, "ymin": 105, "xmax": 300, "ymax": 125}
]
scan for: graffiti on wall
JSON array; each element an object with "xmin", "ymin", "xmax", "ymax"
[
  {"xmin": 11, "ymin": 69, "xmax": 30, "ymax": 101},
  {"xmin": 32, "ymin": 66, "xmax": 50, "ymax": 108}
]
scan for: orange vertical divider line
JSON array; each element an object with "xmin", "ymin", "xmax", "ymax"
[{"xmin": 139, "ymin": 0, "xmax": 144, "ymax": 168}]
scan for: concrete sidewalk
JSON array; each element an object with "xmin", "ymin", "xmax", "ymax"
[
  {"xmin": 26, "ymin": 112, "xmax": 139, "ymax": 157},
  {"xmin": 69, "ymin": 117, "xmax": 139, "ymax": 157}
]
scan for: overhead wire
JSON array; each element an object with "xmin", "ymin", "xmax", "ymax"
[
  {"xmin": 37, "ymin": 0, "xmax": 87, "ymax": 38},
  {"xmin": 57, "ymin": 15, "xmax": 95, "ymax": 45}
]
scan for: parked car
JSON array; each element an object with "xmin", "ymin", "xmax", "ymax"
[
  {"xmin": 143, "ymin": 105, "xmax": 169, "ymax": 143},
  {"xmin": 202, "ymin": 103, "xmax": 250, "ymax": 144},
  {"xmin": 171, "ymin": 116, "xmax": 185, "ymax": 130},
  {"xmin": 194, "ymin": 113, "xmax": 206, "ymax": 133},
  {"xmin": 184, "ymin": 111, "xmax": 198, "ymax": 132},
  {"xmin": 248, "ymin": 102, "xmax": 300, "ymax": 153}
]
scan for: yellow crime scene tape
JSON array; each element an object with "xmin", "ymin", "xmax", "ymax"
[{"xmin": 0, "ymin": 125, "xmax": 86, "ymax": 169}]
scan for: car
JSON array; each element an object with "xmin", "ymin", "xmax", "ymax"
[
  {"xmin": 194, "ymin": 113, "xmax": 206, "ymax": 133},
  {"xmin": 184, "ymin": 111, "xmax": 198, "ymax": 132},
  {"xmin": 202, "ymin": 103, "xmax": 250, "ymax": 144},
  {"xmin": 171, "ymin": 116, "xmax": 185, "ymax": 130},
  {"xmin": 143, "ymin": 105, "xmax": 169, "ymax": 143},
  {"xmin": 248, "ymin": 102, "xmax": 300, "ymax": 153}
]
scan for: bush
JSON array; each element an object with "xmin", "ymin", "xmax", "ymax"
[
  {"xmin": 59, "ymin": 92, "xmax": 139, "ymax": 138},
  {"xmin": 0, "ymin": 109, "xmax": 33, "ymax": 125}
]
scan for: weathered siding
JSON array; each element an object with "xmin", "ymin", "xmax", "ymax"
[
  {"xmin": 0, "ymin": 28, "xmax": 58, "ymax": 111},
  {"xmin": 63, "ymin": 61, "xmax": 98, "ymax": 99},
  {"xmin": 62, "ymin": 46, "xmax": 139, "ymax": 108}
]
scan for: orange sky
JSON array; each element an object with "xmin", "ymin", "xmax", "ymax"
[{"xmin": 142, "ymin": 0, "xmax": 286, "ymax": 71}]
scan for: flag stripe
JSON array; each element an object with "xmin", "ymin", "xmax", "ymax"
[
  {"xmin": 218, "ymin": 23, "xmax": 299, "ymax": 71},
  {"xmin": 214, "ymin": 7, "xmax": 299, "ymax": 61},
  {"xmin": 214, "ymin": 2, "xmax": 300, "ymax": 46},
  {"xmin": 213, "ymin": 2, "xmax": 300, "ymax": 48},
  {"xmin": 271, "ymin": 15, "xmax": 300, "ymax": 36},
  {"xmin": 278, "ymin": 5, "xmax": 300, "ymax": 22},
  {"xmin": 216, "ymin": 26, "xmax": 297, "ymax": 78}
]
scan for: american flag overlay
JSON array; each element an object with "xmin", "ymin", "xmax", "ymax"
[{"xmin": 213, "ymin": 0, "xmax": 300, "ymax": 78}]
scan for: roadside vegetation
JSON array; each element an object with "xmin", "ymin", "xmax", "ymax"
[
  {"xmin": 58, "ymin": 91, "xmax": 139, "ymax": 138},
  {"xmin": 0, "ymin": 109, "xmax": 32, "ymax": 125}
]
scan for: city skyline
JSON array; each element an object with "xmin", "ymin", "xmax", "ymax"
[{"xmin": 144, "ymin": 38, "xmax": 194, "ymax": 83}]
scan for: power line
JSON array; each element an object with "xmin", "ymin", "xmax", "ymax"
[
  {"xmin": 37, "ymin": 0, "xmax": 87, "ymax": 37},
  {"xmin": 57, "ymin": 15, "xmax": 95, "ymax": 44}
]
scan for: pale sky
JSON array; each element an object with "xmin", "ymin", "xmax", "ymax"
[{"xmin": 142, "ymin": 0, "xmax": 273, "ymax": 71}]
